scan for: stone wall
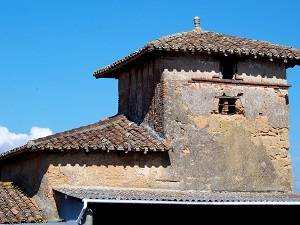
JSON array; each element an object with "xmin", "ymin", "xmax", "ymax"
[
  {"xmin": 116, "ymin": 53, "xmax": 292, "ymax": 192},
  {"xmin": 237, "ymin": 59, "xmax": 286, "ymax": 83},
  {"xmin": 0, "ymin": 152, "xmax": 60, "ymax": 220},
  {"xmin": 46, "ymin": 151, "xmax": 170, "ymax": 188},
  {"xmin": 0, "ymin": 150, "xmax": 172, "ymax": 220},
  {"xmin": 160, "ymin": 55, "xmax": 292, "ymax": 192},
  {"xmin": 118, "ymin": 57, "xmax": 165, "ymax": 136}
]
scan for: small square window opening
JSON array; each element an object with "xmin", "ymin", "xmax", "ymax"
[{"xmin": 218, "ymin": 98, "xmax": 237, "ymax": 114}]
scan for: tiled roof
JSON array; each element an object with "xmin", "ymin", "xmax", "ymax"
[
  {"xmin": 53, "ymin": 185, "xmax": 300, "ymax": 205},
  {"xmin": 93, "ymin": 18, "xmax": 300, "ymax": 78},
  {"xmin": 0, "ymin": 182, "xmax": 46, "ymax": 224},
  {"xmin": 0, "ymin": 114, "xmax": 170, "ymax": 159}
]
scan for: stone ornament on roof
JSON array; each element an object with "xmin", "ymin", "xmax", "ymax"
[
  {"xmin": 193, "ymin": 16, "xmax": 204, "ymax": 33},
  {"xmin": 194, "ymin": 16, "xmax": 200, "ymax": 28}
]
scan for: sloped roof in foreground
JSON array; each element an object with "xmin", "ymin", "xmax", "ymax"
[
  {"xmin": 53, "ymin": 185, "xmax": 300, "ymax": 205},
  {"xmin": 94, "ymin": 17, "xmax": 300, "ymax": 78},
  {"xmin": 0, "ymin": 182, "xmax": 46, "ymax": 224},
  {"xmin": 0, "ymin": 114, "xmax": 170, "ymax": 159}
]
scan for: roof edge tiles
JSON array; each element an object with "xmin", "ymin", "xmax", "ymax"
[
  {"xmin": 0, "ymin": 182, "xmax": 46, "ymax": 224},
  {"xmin": 53, "ymin": 185, "xmax": 300, "ymax": 205},
  {"xmin": 0, "ymin": 114, "xmax": 171, "ymax": 160},
  {"xmin": 93, "ymin": 16, "xmax": 300, "ymax": 78}
]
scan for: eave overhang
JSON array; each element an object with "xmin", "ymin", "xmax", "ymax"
[
  {"xmin": 0, "ymin": 114, "xmax": 170, "ymax": 160},
  {"xmin": 53, "ymin": 186, "xmax": 300, "ymax": 206},
  {"xmin": 93, "ymin": 22, "xmax": 300, "ymax": 79}
]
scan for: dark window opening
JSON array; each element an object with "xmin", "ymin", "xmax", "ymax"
[
  {"xmin": 221, "ymin": 59, "xmax": 236, "ymax": 79},
  {"xmin": 218, "ymin": 98, "xmax": 237, "ymax": 114},
  {"xmin": 285, "ymin": 94, "xmax": 289, "ymax": 105}
]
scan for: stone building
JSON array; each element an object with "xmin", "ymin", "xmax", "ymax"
[{"xmin": 1, "ymin": 17, "xmax": 300, "ymax": 224}]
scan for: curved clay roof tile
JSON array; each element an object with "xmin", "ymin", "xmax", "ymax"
[{"xmin": 93, "ymin": 17, "xmax": 300, "ymax": 78}]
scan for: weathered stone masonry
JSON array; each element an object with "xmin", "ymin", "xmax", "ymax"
[
  {"xmin": 162, "ymin": 55, "xmax": 291, "ymax": 192},
  {"xmin": 117, "ymin": 53, "xmax": 292, "ymax": 192},
  {"xmin": 118, "ymin": 57, "xmax": 166, "ymax": 137}
]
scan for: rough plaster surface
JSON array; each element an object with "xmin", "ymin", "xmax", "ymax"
[
  {"xmin": 117, "ymin": 55, "xmax": 292, "ymax": 192},
  {"xmin": 161, "ymin": 65, "xmax": 292, "ymax": 192},
  {"xmin": 46, "ymin": 152, "xmax": 170, "ymax": 188},
  {"xmin": 238, "ymin": 59, "xmax": 286, "ymax": 83},
  {"xmin": 0, "ymin": 151, "xmax": 171, "ymax": 220},
  {"xmin": 0, "ymin": 153, "xmax": 60, "ymax": 220}
]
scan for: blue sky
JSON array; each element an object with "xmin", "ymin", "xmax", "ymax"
[{"xmin": 0, "ymin": 0, "xmax": 299, "ymax": 193}]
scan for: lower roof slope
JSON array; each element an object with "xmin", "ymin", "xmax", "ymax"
[
  {"xmin": 0, "ymin": 114, "xmax": 170, "ymax": 159},
  {"xmin": 0, "ymin": 182, "xmax": 46, "ymax": 224}
]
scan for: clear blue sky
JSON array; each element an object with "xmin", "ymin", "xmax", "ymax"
[{"xmin": 0, "ymin": 0, "xmax": 299, "ymax": 193}]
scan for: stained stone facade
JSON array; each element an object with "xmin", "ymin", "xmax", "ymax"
[{"xmin": 114, "ymin": 52, "xmax": 293, "ymax": 192}]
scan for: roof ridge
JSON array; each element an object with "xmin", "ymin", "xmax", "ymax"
[{"xmin": 149, "ymin": 28, "xmax": 298, "ymax": 51}]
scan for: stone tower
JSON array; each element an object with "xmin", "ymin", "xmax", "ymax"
[{"xmin": 93, "ymin": 17, "xmax": 300, "ymax": 192}]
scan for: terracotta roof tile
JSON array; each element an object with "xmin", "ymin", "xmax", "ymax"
[
  {"xmin": 94, "ymin": 22, "xmax": 300, "ymax": 78},
  {"xmin": 0, "ymin": 114, "xmax": 170, "ymax": 159},
  {"xmin": 0, "ymin": 182, "xmax": 46, "ymax": 224}
]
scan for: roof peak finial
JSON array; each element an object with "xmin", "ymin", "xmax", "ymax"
[{"xmin": 194, "ymin": 16, "xmax": 200, "ymax": 29}]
